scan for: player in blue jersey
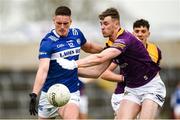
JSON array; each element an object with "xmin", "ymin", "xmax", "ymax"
[
  {"xmin": 29, "ymin": 6, "xmax": 103, "ymax": 119},
  {"xmin": 57, "ymin": 8, "xmax": 166, "ymax": 119},
  {"xmin": 171, "ymin": 81, "xmax": 180, "ymax": 119},
  {"xmin": 101, "ymin": 19, "xmax": 163, "ymax": 119}
]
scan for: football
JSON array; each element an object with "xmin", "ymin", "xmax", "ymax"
[{"xmin": 47, "ymin": 84, "xmax": 71, "ymax": 107}]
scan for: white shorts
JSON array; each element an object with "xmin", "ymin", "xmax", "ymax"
[
  {"xmin": 38, "ymin": 90, "xmax": 80, "ymax": 118},
  {"xmin": 80, "ymin": 95, "xmax": 88, "ymax": 114},
  {"xmin": 111, "ymin": 93, "xmax": 124, "ymax": 112},
  {"xmin": 123, "ymin": 74, "xmax": 166, "ymax": 107}
]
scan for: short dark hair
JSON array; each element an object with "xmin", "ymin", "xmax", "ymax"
[
  {"xmin": 133, "ymin": 19, "xmax": 150, "ymax": 30},
  {"xmin": 99, "ymin": 8, "xmax": 120, "ymax": 20},
  {"xmin": 55, "ymin": 6, "xmax": 71, "ymax": 16}
]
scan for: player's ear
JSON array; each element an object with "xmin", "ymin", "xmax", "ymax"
[
  {"xmin": 148, "ymin": 31, "xmax": 150, "ymax": 37},
  {"xmin": 70, "ymin": 18, "xmax": 72, "ymax": 25}
]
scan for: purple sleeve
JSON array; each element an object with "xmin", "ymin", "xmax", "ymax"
[{"xmin": 111, "ymin": 38, "xmax": 130, "ymax": 53}]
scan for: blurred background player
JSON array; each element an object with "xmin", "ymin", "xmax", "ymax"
[
  {"xmin": 79, "ymin": 78, "xmax": 89, "ymax": 119},
  {"xmin": 171, "ymin": 81, "xmax": 180, "ymax": 119},
  {"xmin": 101, "ymin": 18, "xmax": 163, "ymax": 118},
  {"xmin": 56, "ymin": 8, "xmax": 166, "ymax": 119},
  {"xmin": 29, "ymin": 6, "xmax": 103, "ymax": 119}
]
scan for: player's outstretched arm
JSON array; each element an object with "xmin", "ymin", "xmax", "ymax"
[
  {"xmin": 78, "ymin": 60, "xmax": 111, "ymax": 78},
  {"xmin": 56, "ymin": 48, "xmax": 121, "ymax": 70},
  {"xmin": 81, "ymin": 41, "xmax": 103, "ymax": 53},
  {"xmin": 101, "ymin": 62, "xmax": 124, "ymax": 82},
  {"xmin": 29, "ymin": 58, "xmax": 50, "ymax": 115},
  {"xmin": 77, "ymin": 47, "xmax": 121, "ymax": 68}
]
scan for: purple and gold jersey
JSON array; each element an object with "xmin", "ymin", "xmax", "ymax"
[
  {"xmin": 105, "ymin": 29, "xmax": 126, "ymax": 94},
  {"xmin": 109, "ymin": 28, "xmax": 161, "ymax": 89},
  {"xmin": 39, "ymin": 28, "xmax": 86, "ymax": 93}
]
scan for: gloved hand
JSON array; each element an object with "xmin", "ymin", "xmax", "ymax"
[
  {"xmin": 29, "ymin": 93, "xmax": 38, "ymax": 116},
  {"xmin": 56, "ymin": 58, "xmax": 78, "ymax": 70}
]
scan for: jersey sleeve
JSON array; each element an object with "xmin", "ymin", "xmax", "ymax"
[
  {"xmin": 111, "ymin": 38, "xmax": 129, "ymax": 53},
  {"xmin": 76, "ymin": 28, "xmax": 87, "ymax": 46},
  {"xmin": 38, "ymin": 39, "xmax": 53, "ymax": 59}
]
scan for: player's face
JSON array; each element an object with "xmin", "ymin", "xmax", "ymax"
[
  {"xmin": 100, "ymin": 16, "xmax": 116, "ymax": 38},
  {"xmin": 53, "ymin": 15, "xmax": 71, "ymax": 37},
  {"xmin": 133, "ymin": 26, "xmax": 150, "ymax": 44}
]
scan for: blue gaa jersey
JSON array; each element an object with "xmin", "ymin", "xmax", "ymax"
[{"xmin": 39, "ymin": 28, "xmax": 86, "ymax": 93}]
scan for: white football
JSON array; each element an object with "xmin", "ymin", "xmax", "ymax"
[{"xmin": 47, "ymin": 84, "xmax": 71, "ymax": 107}]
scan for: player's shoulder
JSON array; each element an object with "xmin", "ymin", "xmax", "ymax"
[
  {"xmin": 42, "ymin": 29, "xmax": 59, "ymax": 42},
  {"xmin": 117, "ymin": 29, "xmax": 135, "ymax": 40},
  {"xmin": 69, "ymin": 28, "xmax": 83, "ymax": 36},
  {"xmin": 147, "ymin": 42, "xmax": 162, "ymax": 53},
  {"xmin": 116, "ymin": 29, "xmax": 136, "ymax": 44},
  {"xmin": 147, "ymin": 42, "xmax": 159, "ymax": 48}
]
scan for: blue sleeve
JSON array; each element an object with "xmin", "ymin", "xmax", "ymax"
[
  {"xmin": 38, "ymin": 39, "xmax": 53, "ymax": 59},
  {"xmin": 76, "ymin": 28, "xmax": 87, "ymax": 46}
]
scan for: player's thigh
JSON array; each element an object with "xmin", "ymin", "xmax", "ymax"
[
  {"xmin": 58, "ymin": 90, "xmax": 80, "ymax": 119},
  {"xmin": 140, "ymin": 98, "xmax": 159, "ymax": 119},
  {"xmin": 117, "ymin": 99, "xmax": 140, "ymax": 119},
  {"xmin": 111, "ymin": 93, "xmax": 124, "ymax": 119},
  {"xmin": 59, "ymin": 102, "xmax": 79, "ymax": 119}
]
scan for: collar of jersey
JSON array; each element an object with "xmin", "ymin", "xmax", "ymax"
[
  {"xmin": 52, "ymin": 29, "xmax": 60, "ymax": 38},
  {"xmin": 105, "ymin": 27, "xmax": 125, "ymax": 45},
  {"xmin": 52, "ymin": 29, "xmax": 70, "ymax": 38},
  {"xmin": 116, "ymin": 27, "xmax": 124, "ymax": 38}
]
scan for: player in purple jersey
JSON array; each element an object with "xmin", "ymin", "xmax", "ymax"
[
  {"xmin": 29, "ymin": 6, "xmax": 103, "ymax": 119},
  {"xmin": 57, "ymin": 8, "xmax": 166, "ymax": 119},
  {"xmin": 101, "ymin": 19, "xmax": 163, "ymax": 119}
]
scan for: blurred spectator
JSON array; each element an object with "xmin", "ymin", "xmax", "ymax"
[
  {"xmin": 171, "ymin": 81, "xmax": 180, "ymax": 119},
  {"xmin": 78, "ymin": 77, "xmax": 96, "ymax": 119},
  {"xmin": 79, "ymin": 83, "xmax": 88, "ymax": 119}
]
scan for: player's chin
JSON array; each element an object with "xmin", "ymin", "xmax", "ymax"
[
  {"xmin": 102, "ymin": 33, "xmax": 109, "ymax": 38},
  {"xmin": 137, "ymin": 37, "xmax": 144, "ymax": 41},
  {"xmin": 59, "ymin": 32, "xmax": 68, "ymax": 37}
]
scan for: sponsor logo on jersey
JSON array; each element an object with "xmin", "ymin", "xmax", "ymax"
[
  {"xmin": 51, "ymin": 47, "xmax": 80, "ymax": 59},
  {"xmin": 59, "ymin": 49, "xmax": 80, "ymax": 57},
  {"xmin": 57, "ymin": 44, "xmax": 65, "ymax": 48}
]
